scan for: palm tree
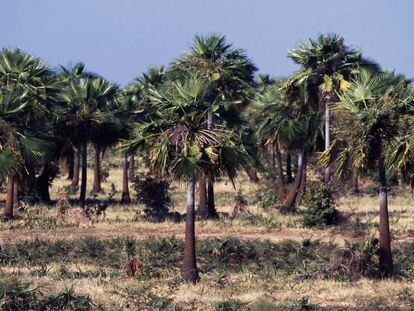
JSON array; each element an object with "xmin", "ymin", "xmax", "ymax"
[
  {"xmin": 0, "ymin": 49, "xmax": 58, "ymax": 216},
  {"xmin": 60, "ymin": 75, "xmax": 118, "ymax": 208},
  {"xmin": 288, "ymin": 33, "xmax": 377, "ymax": 183},
  {"xmin": 116, "ymin": 66, "xmax": 167, "ymax": 203},
  {"xmin": 169, "ymin": 34, "xmax": 257, "ymax": 218},
  {"xmin": 255, "ymin": 78, "xmax": 320, "ymax": 210},
  {"xmin": 124, "ymin": 77, "xmax": 254, "ymax": 283},
  {"xmin": 322, "ymin": 69, "xmax": 413, "ymax": 276}
]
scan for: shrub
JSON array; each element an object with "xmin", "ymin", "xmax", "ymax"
[
  {"xmin": 257, "ymin": 188, "xmax": 278, "ymax": 210},
  {"xmin": 214, "ymin": 298, "xmax": 246, "ymax": 311},
  {"xmin": 0, "ymin": 278, "xmax": 93, "ymax": 311},
  {"xmin": 133, "ymin": 173, "xmax": 171, "ymax": 221},
  {"xmin": 301, "ymin": 184, "xmax": 339, "ymax": 228},
  {"xmin": 0, "ymin": 277, "xmax": 38, "ymax": 310},
  {"xmin": 327, "ymin": 238, "xmax": 380, "ymax": 280}
]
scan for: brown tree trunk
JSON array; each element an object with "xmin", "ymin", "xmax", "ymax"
[
  {"xmin": 60, "ymin": 156, "xmax": 69, "ymax": 176},
  {"xmin": 4, "ymin": 175, "xmax": 14, "ymax": 219},
  {"xmin": 121, "ymin": 154, "xmax": 131, "ymax": 203},
  {"xmin": 282, "ymin": 149, "xmax": 305, "ymax": 212},
  {"xmin": 71, "ymin": 150, "xmax": 80, "ymax": 187},
  {"xmin": 324, "ymin": 102, "xmax": 331, "ymax": 183},
  {"xmin": 92, "ymin": 144, "xmax": 102, "ymax": 193},
  {"xmin": 37, "ymin": 163, "xmax": 51, "ymax": 203},
  {"xmin": 299, "ymin": 154, "xmax": 308, "ymax": 196},
  {"xmin": 181, "ymin": 175, "xmax": 199, "ymax": 283},
  {"xmin": 269, "ymin": 144, "xmax": 276, "ymax": 182},
  {"xmin": 274, "ymin": 145, "xmax": 286, "ymax": 200},
  {"xmin": 13, "ymin": 181, "xmax": 19, "ymax": 209},
  {"xmin": 79, "ymin": 142, "xmax": 87, "ymax": 209},
  {"xmin": 286, "ymin": 152, "xmax": 293, "ymax": 184},
  {"xmin": 207, "ymin": 171, "xmax": 217, "ymax": 218},
  {"xmin": 128, "ymin": 155, "xmax": 135, "ymax": 181},
  {"xmin": 67, "ymin": 153, "xmax": 74, "ymax": 180},
  {"xmin": 206, "ymin": 110, "xmax": 217, "ymax": 218},
  {"xmin": 378, "ymin": 157, "xmax": 393, "ymax": 277},
  {"xmin": 352, "ymin": 173, "xmax": 360, "ymax": 193},
  {"xmin": 198, "ymin": 172, "xmax": 208, "ymax": 219},
  {"xmin": 247, "ymin": 168, "xmax": 259, "ymax": 183}
]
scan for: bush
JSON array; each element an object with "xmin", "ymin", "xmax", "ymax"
[
  {"xmin": 257, "ymin": 188, "xmax": 278, "ymax": 210},
  {"xmin": 327, "ymin": 238, "xmax": 380, "ymax": 280},
  {"xmin": 133, "ymin": 173, "xmax": 171, "ymax": 221},
  {"xmin": 214, "ymin": 298, "xmax": 246, "ymax": 311},
  {"xmin": 0, "ymin": 278, "xmax": 93, "ymax": 310},
  {"xmin": 301, "ymin": 184, "xmax": 340, "ymax": 228}
]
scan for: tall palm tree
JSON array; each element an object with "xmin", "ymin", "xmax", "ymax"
[
  {"xmin": 169, "ymin": 34, "xmax": 257, "ymax": 218},
  {"xmin": 255, "ymin": 78, "xmax": 321, "ymax": 210},
  {"xmin": 60, "ymin": 75, "xmax": 118, "ymax": 208},
  {"xmin": 116, "ymin": 66, "xmax": 167, "ymax": 203},
  {"xmin": 124, "ymin": 77, "xmax": 254, "ymax": 283},
  {"xmin": 0, "ymin": 49, "xmax": 58, "ymax": 217},
  {"xmin": 288, "ymin": 33, "xmax": 378, "ymax": 183},
  {"xmin": 322, "ymin": 69, "xmax": 413, "ymax": 276}
]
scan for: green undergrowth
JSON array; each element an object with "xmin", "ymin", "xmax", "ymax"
[{"xmin": 1, "ymin": 236, "xmax": 414, "ymax": 281}]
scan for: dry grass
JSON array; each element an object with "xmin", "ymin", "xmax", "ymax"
[{"xmin": 1, "ymin": 166, "xmax": 414, "ymax": 309}]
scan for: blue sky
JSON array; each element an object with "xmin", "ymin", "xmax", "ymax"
[{"xmin": 2, "ymin": 0, "xmax": 413, "ymax": 85}]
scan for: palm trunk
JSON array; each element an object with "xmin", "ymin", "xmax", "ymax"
[
  {"xmin": 181, "ymin": 175, "xmax": 199, "ymax": 283},
  {"xmin": 4, "ymin": 174, "xmax": 14, "ymax": 219},
  {"xmin": 198, "ymin": 172, "xmax": 208, "ymax": 219},
  {"xmin": 128, "ymin": 155, "xmax": 135, "ymax": 181},
  {"xmin": 299, "ymin": 154, "xmax": 308, "ymax": 196},
  {"xmin": 269, "ymin": 144, "xmax": 276, "ymax": 182},
  {"xmin": 79, "ymin": 142, "xmax": 87, "ymax": 209},
  {"xmin": 71, "ymin": 150, "xmax": 80, "ymax": 187},
  {"xmin": 206, "ymin": 110, "xmax": 217, "ymax": 218},
  {"xmin": 121, "ymin": 154, "xmax": 131, "ymax": 203},
  {"xmin": 92, "ymin": 144, "xmax": 102, "ymax": 193},
  {"xmin": 13, "ymin": 181, "xmax": 19, "ymax": 209},
  {"xmin": 207, "ymin": 171, "xmax": 217, "ymax": 218},
  {"xmin": 67, "ymin": 154, "xmax": 74, "ymax": 180},
  {"xmin": 286, "ymin": 152, "xmax": 293, "ymax": 184},
  {"xmin": 247, "ymin": 168, "xmax": 259, "ymax": 183},
  {"xmin": 60, "ymin": 156, "xmax": 69, "ymax": 176},
  {"xmin": 282, "ymin": 149, "xmax": 305, "ymax": 212},
  {"xmin": 37, "ymin": 163, "xmax": 51, "ymax": 203},
  {"xmin": 324, "ymin": 102, "xmax": 331, "ymax": 183},
  {"xmin": 274, "ymin": 145, "xmax": 286, "ymax": 200},
  {"xmin": 352, "ymin": 173, "xmax": 360, "ymax": 193},
  {"xmin": 378, "ymin": 157, "xmax": 393, "ymax": 276}
]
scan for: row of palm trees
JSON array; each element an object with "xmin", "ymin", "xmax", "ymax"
[{"xmin": 1, "ymin": 33, "xmax": 413, "ymax": 282}]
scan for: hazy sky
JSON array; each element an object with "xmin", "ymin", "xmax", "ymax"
[{"xmin": 2, "ymin": 0, "xmax": 413, "ymax": 85}]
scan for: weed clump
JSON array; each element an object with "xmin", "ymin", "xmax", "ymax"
[
  {"xmin": 0, "ymin": 278, "xmax": 93, "ymax": 310},
  {"xmin": 133, "ymin": 173, "xmax": 172, "ymax": 221},
  {"xmin": 301, "ymin": 183, "xmax": 340, "ymax": 228}
]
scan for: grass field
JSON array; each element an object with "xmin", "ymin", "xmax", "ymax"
[{"xmin": 1, "ymin": 167, "xmax": 414, "ymax": 310}]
